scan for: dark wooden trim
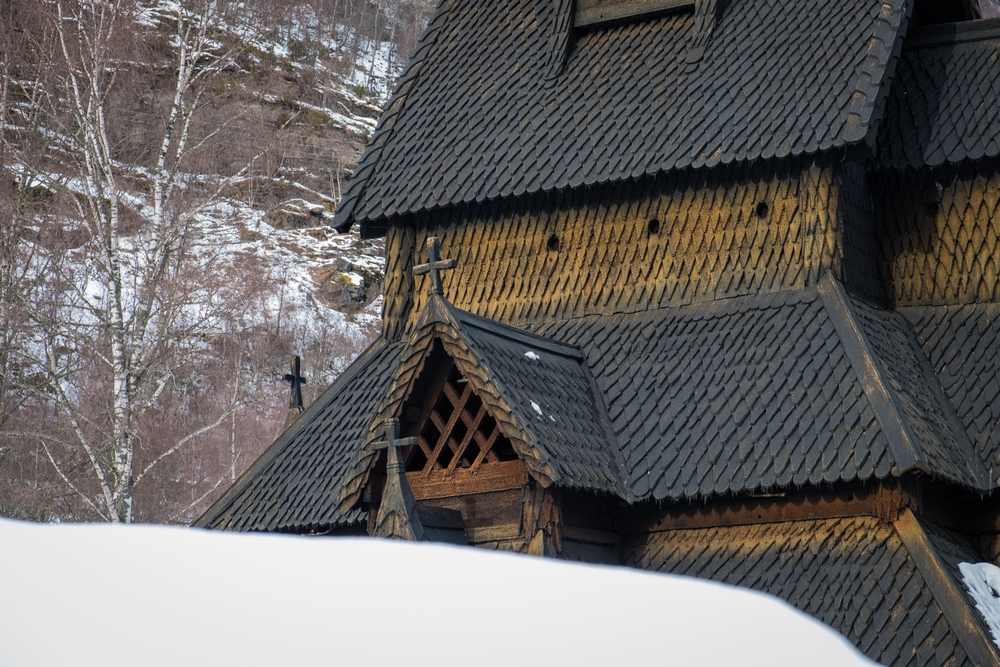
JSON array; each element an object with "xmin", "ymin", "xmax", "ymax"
[
  {"xmin": 818, "ymin": 274, "xmax": 920, "ymax": 473},
  {"xmin": 408, "ymin": 460, "xmax": 528, "ymax": 500},
  {"xmin": 575, "ymin": 0, "xmax": 694, "ymax": 28},
  {"xmin": 894, "ymin": 510, "xmax": 1000, "ymax": 667},
  {"xmin": 629, "ymin": 483, "xmax": 907, "ymax": 534},
  {"xmin": 563, "ymin": 526, "xmax": 620, "ymax": 546},
  {"xmin": 909, "ymin": 17, "xmax": 1000, "ymax": 49},
  {"xmin": 449, "ymin": 304, "xmax": 585, "ymax": 360}
]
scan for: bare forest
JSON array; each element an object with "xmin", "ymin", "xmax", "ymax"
[{"xmin": 0, "ymin": 0, "xmax": 432, "ymax": 524}]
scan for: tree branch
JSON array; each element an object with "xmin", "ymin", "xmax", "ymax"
[
  {"xmin": 39, "ymin": 439, "xmax": 110, "ymax": 521},
  {"xmin": 134, "ymin": 401, "xmax": 244, "ymax": 486}
]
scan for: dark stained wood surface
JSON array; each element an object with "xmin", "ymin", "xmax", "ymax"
[
  {"xmin": 574, "ymin": 0, "xmax": 693, "ymax": 27},
  {"xmin": 408, "ymin": 460, "xmax": 528, "ymax": 501}
]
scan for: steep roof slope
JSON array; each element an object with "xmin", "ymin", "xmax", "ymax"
[
  {"xmin": 195, "ymin": 340, "xmax": 405, "ymax": 531},
  {"xmin": 625, "ymin": 513, "xmax": 1000, "ymax": 666},
  {"xmin": 879, "ymin": 18, "xmax": 1000, "ymax": 168},
  {"xmin": 200, "ymin": 279, "xmax": 990, "ymax": 530},
  {"xmin": 335, "ymin": 0, "xmax": 911, "ymax": 232},
  {"xmin": 538, "ymin": 279, "xmax": 988, "ymax": 501},
  {"xmin": 903, "ymin": 303, "xmax": 1000, "ymax": 477}
]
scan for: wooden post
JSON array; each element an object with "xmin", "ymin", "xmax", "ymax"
[{"xmin": 370, "ymin": 418, "xmax": 423, "ymax": 540}]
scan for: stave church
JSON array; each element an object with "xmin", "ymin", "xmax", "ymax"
[{"xmin": 198, "ymin": 0, "xmax": 1000, "ymax": 663}]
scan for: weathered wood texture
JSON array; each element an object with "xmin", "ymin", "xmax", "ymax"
[
  {"xmin": 383, "ymin": 159, "xmax": 878, "ymax": 337},
  {"xmin": 623, "ymin": 517, "xmax": 977, "ymax": 666},
  {"xmin": 372, "ymin": 442, "xmax": 423, "ymax": 540},
  {"xmin": 522, "ymin": 483, "xmax": 563, "ymax": 556},
  {"xmin": 575, "ymin": 0, "xmax": 693, "ymax": 27},
  {"xmin": 419, "ymin": 488, "xmax": 525, "ymax": 546},
  {"xmin": 630, "ymin": 483, "xmax": 907, "ymax": 534},
  {"xmin": 408, "ymin": 462, "xmax": 528, "ymax": 501},
  {"xmin": 877, "ymin": 163, "xmax": 1000, "ymax": 307}
]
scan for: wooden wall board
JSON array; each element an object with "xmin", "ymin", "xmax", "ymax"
[
  {"xmin": 877, "ymin": 164, "xmax": 1000, "ymax": 307},
  {"xmin": 383, "ymin": 160, "xmax": 866, "ymax": 337}
]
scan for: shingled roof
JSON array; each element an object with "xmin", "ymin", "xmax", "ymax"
[
  {"xmin": 334, "ymin": 0, "xmax": 910, "ymax": 232},
  {"xmin": 200, "ymin": 274, "xmax": 991, "ymax": 531},
  {"xmin": 625, "ymin": 512, "xmax": 1000, "ymax": 666},
  {"xmin": 903, "ymin": 303, "xmax": 1000, "ymax": 477},
  {"xmin": 536, "ymin": 277, "xmax": 988, "ymax": 500},
  {"xmin": 879, "ymin": 18, "xmax": 1000, "ymax": 168},
  {"xmin": 337, "ymin": 295, "xmax": 623, "ymax": 510},
  {"xmin": 195, "ymin": 340, "xmax": 405, "ymax": 532}
]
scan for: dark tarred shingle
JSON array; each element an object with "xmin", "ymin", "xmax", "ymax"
[{"xmin": 335, "ymin": 0, "xmax": 910, "ymax": 232}]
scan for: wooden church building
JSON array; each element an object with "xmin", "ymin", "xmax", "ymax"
[{"xmin": 199, "ymin": 0, "xmax": 1000, "ymax": 663}]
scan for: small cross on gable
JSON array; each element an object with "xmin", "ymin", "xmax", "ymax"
[
  {"xmin": 370, "ymin": 418, "xmax": 420, "ymax": 472},
  {"xmin": 283, "ymin": 355, "xmax": 307, "ymax": 413},
  {"xmin": 413, "ymin": 237, "xmax": 457, "ymax": 296}
]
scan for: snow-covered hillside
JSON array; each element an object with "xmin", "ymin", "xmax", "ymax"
[
  {"xmin": 5, "ymin": 0, "xmax": 403, "ymax": 373},
  {"xmin": 124, "ymin": 0, "xmax": 398, "ymax": 358},
  {"xmin": 0, "ymin": 0, "xmax": 431, "ymax": 523},
  {"xmin": 0, "ymin": 519, "xmax": 878, "ymax": 667}
]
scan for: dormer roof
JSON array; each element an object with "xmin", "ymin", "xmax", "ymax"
[{"xmin": 197, "ymin": 276, "xmax": 992, "ymax": 533}]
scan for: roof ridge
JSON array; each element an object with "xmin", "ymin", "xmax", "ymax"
[
  {"xmin": 512, "ymin": 286, "xmax": 819, "ymax": 333},
  {"xmin": 332, "ymin": 0, "xmax": 456, "ymax": 232},
  {"xmin": 893, "ymin": 510, "xmax": 1000, "ymax": 666},
  {"xmin": 446, "ymin": 301, "xmax": 585, "ymax": 359},
  {"xmin": 845, "ymin": 0, "xmax": 912, "ymax": 146},
  {"xmin": 817, "ymin": 274, "xmax": 922, "ymax": 475}
]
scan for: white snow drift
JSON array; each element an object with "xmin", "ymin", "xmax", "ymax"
[
  {"xmin": 960, "ymin": 561, "xmax": 1000, "ymax": 649},
  {"xmin": 0, "ymin": 519, "xmax": 877, "ymax": 666}
]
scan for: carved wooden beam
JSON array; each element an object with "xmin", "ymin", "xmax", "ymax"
[{"xmin": 575, "ymin": 0, "xmax": 693, "ymax": 28}]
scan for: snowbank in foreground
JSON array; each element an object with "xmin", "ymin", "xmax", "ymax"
[{"xmin": 0, "ymin": 520, "xmax": 876, "ymax": 667}]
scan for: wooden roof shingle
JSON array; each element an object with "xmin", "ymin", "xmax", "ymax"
[
  {"xmin": 334, "ymin": 0, "xmax": 911, "ymax": 232},
  {"xmin": 879, "ymin": 19, "xmax": 1000, "ymax": 168},
  {"xmin": 625, "ymin": 514, "xmax": 1000, "ymax": 666},
  {"xmin": 195, "ymin": 340, "xmax": 405, "ymax": 532}
]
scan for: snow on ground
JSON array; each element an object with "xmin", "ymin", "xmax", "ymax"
[
  {"xmin": 0, "ymin": 520, "xmax": 876, "ymax": 667},
  {"xmin": 960, "ymin": 562, "xmax": 1000, "ymax": 649}
]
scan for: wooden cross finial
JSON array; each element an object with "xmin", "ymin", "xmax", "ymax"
[
  {"xmin": 283, "ymin": 355, "xmax": 307, "ymax": 413},
  {"xmin": 413, "ymin": 237, "xmax": 457, "ymax": 296},
  {"xmin": 370, "ymin": 418, "xmax": 420, "ymax": 471}
]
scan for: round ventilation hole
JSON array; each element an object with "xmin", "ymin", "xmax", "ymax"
[
  {"xmin": 546, "ymin": 233, "xmax": 560, "ymax": 252},
  {"xmin": 647, "ymin": 218, "xmax": 661, "ymax": 235},
  {"xmin": 755, "ymin": 201, "xmax": 769, "ymax": 219}
]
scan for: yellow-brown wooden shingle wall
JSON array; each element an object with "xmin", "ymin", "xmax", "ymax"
[
  {"xmin": 878, "ymin": 164, "xmax": 1000, "ymax": 307},
  {"xmin": 383, "ymin": 158, "xmax": 871, "ymax": 337}
]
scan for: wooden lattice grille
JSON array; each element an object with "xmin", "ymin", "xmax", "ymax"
[{"xmin": 405, "ymin": 366, "xmax": 517, "ymax": 476}]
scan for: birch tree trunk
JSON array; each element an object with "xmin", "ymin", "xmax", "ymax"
[{"xmin": 25, "ymin": 0, "xmax": 245, "ymax": 523}]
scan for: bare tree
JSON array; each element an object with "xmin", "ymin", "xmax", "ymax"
[
  {"xmin": 12, "ymin": 0, "xmax": 255, "ymax": 523},
  {"xmin": 1, "ymin": 0, "xmax": 428, "ymax": 524}
]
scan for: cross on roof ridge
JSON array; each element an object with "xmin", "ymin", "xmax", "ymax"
[
  {"xmin": 282, "ymin": 355, "xmax": 307, "ymax": 414},
  {"xmin": 413, "ymin": 237, "xmax": 457, "ymax": 297}
]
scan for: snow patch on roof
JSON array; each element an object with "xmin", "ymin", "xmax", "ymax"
[
  {"xmin": 530, "ymin": 401, "xmax": 543, "ymax": 417},
  {"xmin": 524, "ymin": 351, "xmax": 541, "ymax": 361},
  {"xmin": 959, "ymin": 562, "xmax": 1000, "ymax": 649}
]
